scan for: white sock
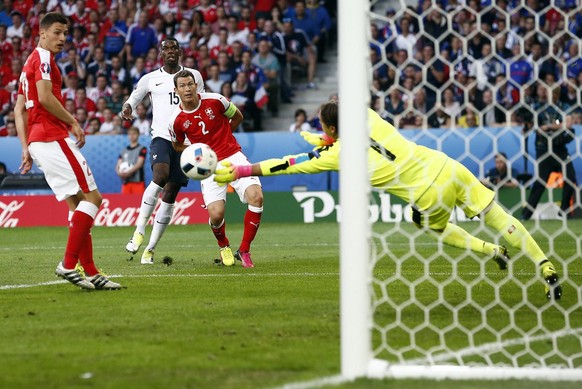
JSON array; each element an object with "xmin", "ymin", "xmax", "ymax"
[
  {"xmin": 136, "ymin": 182, "xmax": 163, "ymax": 235},
  {"xmin": 146, "ymin": 201, "xmax": 174, "ymax": 251}
]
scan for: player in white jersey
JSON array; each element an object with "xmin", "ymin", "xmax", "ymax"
[{"xmin": 120, "ymin": 37, "xmax": 205, "ymax": 264}]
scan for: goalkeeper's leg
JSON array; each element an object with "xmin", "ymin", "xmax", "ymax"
[
  {"xmin": 428, "ymin": 223, "xmax": 508, "ymax": 269},
  {"xmin": 483, "ymin": 201, "xmax": 562, "ymax": 299}
]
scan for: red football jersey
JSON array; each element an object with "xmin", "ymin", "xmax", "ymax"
[
  {"xmin": 19, "ymin": 47, "xmax": 69, "ymax": 143},
  {"xmin": 169, "ymin": 93, "xmax": 241, "ymax": 160}
]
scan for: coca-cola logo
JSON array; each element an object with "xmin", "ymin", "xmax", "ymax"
[
  {"xmin": 0, "ymin": 200, "xmax": 25, "ymax": 228},
  {"xmin": 94, "ymin": 197, "xmax": 198, "ymax": 227}
]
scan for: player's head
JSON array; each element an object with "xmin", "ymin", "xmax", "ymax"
[
  {"xmin": 160, "ymin": 37, "xmax": 181, "ymax": 65},
  {"xmin": 319, "ymin": 100, "xmax": 339, "ymax": 139},
  {"xmin": 39, "ymin": 12, "xmax": 69, "ymax": 54},
  {"xmin": 173, "ymin": 70, "xmax": 197, "ymax": 103}
]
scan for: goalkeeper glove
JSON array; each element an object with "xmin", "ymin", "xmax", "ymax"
[
  {"xmin": 300, "ymin": 131, "xmax": 335, "ymax": 147},
  {"xmin": 214, "ymin": 161, "xmax": 253, "ymax": 186}
]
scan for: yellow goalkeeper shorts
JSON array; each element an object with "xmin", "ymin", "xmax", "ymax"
[{"xmin": 413, "ymin": 158, "xmax": 495, "ymax": 230}]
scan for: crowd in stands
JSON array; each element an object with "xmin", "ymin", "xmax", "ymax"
[
  {"xmin": 0, "ymin": 0, "xmax": 335, "ymax": 136},
  {"xmin": 370, "ymin": 0, "xmax": 582, "ymax": 130}
]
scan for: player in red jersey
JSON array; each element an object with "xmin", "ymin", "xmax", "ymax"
[
  {"xmin": 169, "ymin": 70, "xmax": 263, "ymax": 268},
  {"xmin": 14, "ymin": 12, "xmax": 121, "ymax": 290}
]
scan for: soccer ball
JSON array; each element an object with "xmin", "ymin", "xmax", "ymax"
[{"xmin": 180, "ymin": 143, "xmax": 218, "ymax": 180}]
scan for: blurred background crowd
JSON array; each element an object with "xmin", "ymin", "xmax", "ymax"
[
  {"xmin": 369, "ymin": 0, "xmax": 581, "ymax": 129},
  {"xmin": 0, "ymin": 0, "xmax": 336, "ymax": 135}
]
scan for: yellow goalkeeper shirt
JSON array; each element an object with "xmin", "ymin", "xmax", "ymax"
[{"xmin": 258, "ymin": 109, "xmax": 448, "ymax": 204}]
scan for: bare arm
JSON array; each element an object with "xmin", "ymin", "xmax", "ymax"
[
  {"xmin": 37, "ymin": 79, "xmax": 85, "ymax": 147},
  {"xmin": 14, "ymin": 94, "xmax": 32, "ymax": 174},
  {"xmin": 229, "ymin": 107, "xmax": 244, "ymax": 132}
]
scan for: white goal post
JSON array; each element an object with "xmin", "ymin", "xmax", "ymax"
[{"xmin": 339, "ymin": 0, "xmax": 582, "ymax": 382}]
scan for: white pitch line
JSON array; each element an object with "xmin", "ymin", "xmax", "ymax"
[{"xmin": 0, "ymin": 272, "xmax": 340, "ymax": 290}]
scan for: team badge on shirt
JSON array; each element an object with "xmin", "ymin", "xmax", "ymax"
[
  {"xmin": 183, "ymin": 120, "xmax": 191, "ymax": 129},
  {"xmin": 40, "ymin": 62, "xmax": 51, "ymax": 74},
  {"xmin": 205, "ymin": 108, "xmax": 215, "ymax": 120}
]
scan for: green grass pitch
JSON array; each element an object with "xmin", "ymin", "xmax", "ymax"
[{"xmin": 1, "ymin": 221, "xmax": 581, "ymax": 389}]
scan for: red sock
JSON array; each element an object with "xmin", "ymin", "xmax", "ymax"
[
  {"xmin": 63, "ymin": 204, "xmax": 96, "ymax": 269},
  {"xmin": 211, "ymin": 219, "xmax": 230, "ymax": 247},
  {"xmin": 239, "ymin": 209, "xmax": 262, "ymax": 252},
  {"xmin": 79, "ymin": 232, "xmax": 99, "ymax": 276}
]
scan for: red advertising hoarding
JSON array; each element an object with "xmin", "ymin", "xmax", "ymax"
[{"xmin": 0, "ymin": 193, "xmax": 208, "ymax": 228}]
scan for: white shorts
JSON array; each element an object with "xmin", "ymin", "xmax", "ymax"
[
  {"xmin": 29, "ymin": 137, "xmax": 98, "ymax": 201},
  {"xmin": 200, "ymin": 151, "xmax": 262, "ymax": 205}
]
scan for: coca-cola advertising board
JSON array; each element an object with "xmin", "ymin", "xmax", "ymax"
[{"xmin": 0, "ymin": 193, "xmax": 207, "ymax": 228}]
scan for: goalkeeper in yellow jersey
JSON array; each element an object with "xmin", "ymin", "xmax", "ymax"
[{"xmin": 214, "ymin": 100, "xmax": 562, "ymax": 300}]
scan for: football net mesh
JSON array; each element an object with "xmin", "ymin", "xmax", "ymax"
[{"xmin": 363, "ymin": 0, "xmax": 582, "ymax": 379}]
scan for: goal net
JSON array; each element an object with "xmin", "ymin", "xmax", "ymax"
[{"xmin": 339, "ymin": 0, "xmax": 582, "ymax": 382}]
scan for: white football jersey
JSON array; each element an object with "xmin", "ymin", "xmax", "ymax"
[{"xmin": 123, "ymin": 66, "xmax": 205, "ymax": 141}]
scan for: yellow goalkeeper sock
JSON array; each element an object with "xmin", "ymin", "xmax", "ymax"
[
  {"xmin": 483, "ymin": 202, "xmax": 547, "ymax": 264},
  {"xmin": 435, "ymin": 223, "xmax": 497, "ymax": 257}
]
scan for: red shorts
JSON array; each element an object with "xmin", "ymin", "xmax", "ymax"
[{"xmin": 122, "ymin": 182, "xmax": 145, "ymax": 194}]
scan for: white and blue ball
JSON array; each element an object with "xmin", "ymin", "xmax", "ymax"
[{"xmin": 180, "ymin": 143, "xmax": 218, "ymax": 180}]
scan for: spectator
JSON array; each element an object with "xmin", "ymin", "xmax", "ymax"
[
  {"xmin": 75, "ymin": 87, "xmax": 98, "ymax": 118},
  {"xmin": 116, "ymin": 126, "xmax": 147, "ymax": 194},
  {"xmin": 476, "ymin": 89, "xmax": 505, "ymax": 127},
  {"xmin": 288, "ymin": 1, "xmax": 320, "ymax": 53},
  {"xmin": 88, "ymin": 74, "xmax": 113, "ymax": 103},
  {"xmin": 442, "ymin": 87, "xmax": 461, "ymax": 120},
  {"xmin": 62, "ymin": 72, "xmax": 81, "ymax": 100},
  {"xmin": 205, "ymin": 63, "xmax": 224, "ymax": 93},
  {"xmin": 0, "ymin": 161, "xmax": 6, "ymax": 174},
  {"xmin": 211, "ymin": 6, "xmax": 229, "ymax": 34},
  {"xmin": 103, "ymin": 8, "xmax": 128, "ymax": 59},
  {"xmin": 84, "ymin": 115, "xmax": 100, "ymax": 135},
  {"xmin": 226, "ymin": 15, "xmax": 249, "ymax": 46},
  {"xmin": 230, "ymin": 40, "xmax": 245, "ymax": 69},
  {"xmin": 216, "ymin": 51, "xmax": 237, "ymax": 84},
  {"xmin": 132, "ymin": 102, "xmax": 151, "ymax": 135},
  {"xmin": 282, "ymin": 18, "xmax": 318, "ymax": 89},
  {"xmin": 125, "ymin": 13, "xmax": 158, "ymax": 64},
  {"xmin": 238, "ymin": 5, "xmax": 256, "ymax": 32},
  {"xmin": 457, "ymin": 107, "xmax": 479, "ymax": 128},
  {"xmin": 427, "ymin": 105, "xmax": 452, "ymax": 128},
  {"xmin": 252, "ymin": 39, "xmax": 281, "ymax": 116},
  {"xmin": 0, "ymin": 119, "xmax": 16, "ymax": 136},
  {"xmin": 196, "ymin": 0, "xmax": 218, "ymax": 24},
  {"xmin": 384, "ymin": 87, "xmax": 405, "ymax": 125},
  {"xmin": 197, "ymin": 23, "xmax": 219, "ymax": 49},
  {"xmin": 418, "ymin": 44, "xmax": 445, "ymax": 105},
  {"xmin": 232, "ymin": 71, "xmax": 263, "ymax": 131},
  {"xmin": 97, "ymin": 108, "xmax": 119, "ymax": 135},
  {"xmin": 394, "ymin": 16, "xmax": 417, "ymax": 59},
  {"xmin": 60, "ymin": 48, "xmax": 88, "ymax": 83},
  {"xmin": 289, "ymin": 108, "xmax": 313, "ymax": 132},
  {"xmin": 106, "ymin": 80, "xmax": 125, "ymax": 113},
  {"xmin": 481, "ymin": 152, "xmax": 520, "ymax": 189},
  {"xmin": 270, "ymin": 5, "xmax": 286, "ymax": 31},
  {"xmin": 174, "ymin": 18, "xmax": 192, "ymax": 49},
  {"xmin": 209, "ymin": 28, "xmax": 232, "ymax": 61},
  {"xmin": 76, "ymin": 107, "xmax": 91, "ymax": 133},
  {"xmin": 6, "ymin": 11, "xmax": 24, "ymax": 38},
  {"xmin": 87, "ymin": 46, "xmax": 112, "ymax": 86},
  {"xmin": 306, "ymin": 0, "xmax": 332, "ymax": 63},
  {"xmin": 130, "ymin": 56, "xmax": 147, "ymax": 89},
  {"xmin": 71, "ymin": 0, "xmax": 91, "ymax": 30},
  {"xmin": 64, "ymin": 98, "xmax": 77, "ymax": 116},
  {"xmin": 258, "ymin": 19, "xmax": 290, "ymax": 102},
  {"xmin": 110, "ymin": 55, "xmax": 128, "ymax": 86}
]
